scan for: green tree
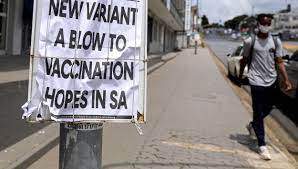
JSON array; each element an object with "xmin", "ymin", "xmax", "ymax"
[
  {"xmin": 224, "ymin": 14, "xmax": 248, "ymax": 30},
  {"xmin": 201, "ymin": 15, "xmax": 209, "ymax": 27}
]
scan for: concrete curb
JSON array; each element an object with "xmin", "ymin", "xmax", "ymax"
[
  {"xmin": 148, "ymin": 62, "xmax": 164, "ymax": 74},
  {"xmin": 0, "ymin": 69, "xmax": 29, "ymax": 84},
  {"xmin": 161, "ymin": 52, "xmax": 178, "ymax": 61},
  {"xmin": 271, "ymin": 110, "xmax": 298, "ymax": 141},
  {"xmin": 148, "ymin": 52, "xmax": 178, "ymax": 74}
]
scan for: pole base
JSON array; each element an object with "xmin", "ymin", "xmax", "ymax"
[{"xmin": 59, "ymin": 123, "xmax": 103, "ymax": 169}]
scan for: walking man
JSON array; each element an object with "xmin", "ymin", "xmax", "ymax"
[{"xmin": 240, "ymin": 14, "xmax": 292, "ymax": 160}]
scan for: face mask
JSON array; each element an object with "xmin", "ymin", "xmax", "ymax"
[{"xmin": 258, "ymin": 24, "xmax": 271, "ymax": 33}]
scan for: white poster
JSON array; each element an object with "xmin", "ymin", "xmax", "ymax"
[
  {"xmin": 185, "ymin": 0, "xmax": 191, "ymax": 31},
  {"xmin": 22, "ymin": 0, "xmax": 147, "ymax": 123}
]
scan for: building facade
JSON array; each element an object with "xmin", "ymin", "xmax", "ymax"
[
  {"xmin": 147, "ymin": 0, "xmax": 185, "ymax": 54},
  {"xmin": 0, "ymin": 0, "xmax": 185, "ymax": 57},
  {"xmin": 273, "ymin": 6, "xmax": 298, "ymax": 39},
  {"xmin": 0, "ymin": 0, "xmax": 33, "ymax": 56}
]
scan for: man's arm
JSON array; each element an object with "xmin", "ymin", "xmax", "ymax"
[
  {"xmin": 275, "ymin": 39, "xmax": 292, "ymax": 91},
  {"xmin": 276, "ymin": 58, "xmax": 292, "ymax": 91},
  {"xmin": 239, "ymin": 57, "xmax": 247, "ymax": 79}
]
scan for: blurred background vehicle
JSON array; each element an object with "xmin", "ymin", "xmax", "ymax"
[{"xmin": 226, "ymin": 45, "xmax": 248, "ymax": 81}]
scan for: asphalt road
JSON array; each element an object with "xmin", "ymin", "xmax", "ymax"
[{"xmin": 205, "ymin": 36, "xmax": 240, "ymax": 67}]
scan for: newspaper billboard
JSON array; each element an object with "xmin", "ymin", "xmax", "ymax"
[{"xmin": 22, "ymin": 0, "xmax": 147, "ymax": 123}]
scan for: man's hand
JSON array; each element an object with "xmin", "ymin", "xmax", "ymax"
[
  {"xmin": 277, "ymin": 60, "xmax": 293, "ymax": 91},
  {"xmin": 283, "ymin": 80, "xmax": 293, "ymax": 92}
]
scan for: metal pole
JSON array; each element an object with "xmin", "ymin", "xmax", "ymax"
[
  {"xmin": 195, "ymin": 41, "xmax": 198, "ymax": 54},
  {"xmin": 197, "ymin": 0, "xmax": 199, "ymax": 16},
  {"xmin": 59, "ymin": 123, "xmax": 103, "ymax": 169}
]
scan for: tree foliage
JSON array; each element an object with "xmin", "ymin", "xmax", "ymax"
[
  {"xmin": 201, "ymin": 15, "xmax": 209, "ymax": 27},
  {"xmin": 204, "ymin": 23, "xmax": 223, "ymax": 28},
  {"xmin": 224, "ymin": 14, "xmax": 248, "ymax": 30}
]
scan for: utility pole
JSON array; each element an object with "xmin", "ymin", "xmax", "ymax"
[
  {"xmin": 248, "ymin": 0, "xmax": 255, "ymax": 16},
  {"xmin": 197, "ymin": 0, "xmax": 199, "ymax": 16},
  {"xmin": 59, "ymin": 123, "xmax": 103, "ymax": 169}
]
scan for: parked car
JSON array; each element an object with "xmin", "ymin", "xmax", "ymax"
[
  {"xmin": 226, "ymin": 45, "xmax": 248, "ymax": 81},
  {"xmin": 230, "ymin": 33, "xmax": 238, "ymax": 40}
]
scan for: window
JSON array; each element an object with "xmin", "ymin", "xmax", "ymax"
[
  {"xmin": 156, "ymin": 22, "xmax": 159, "ymax": 42},
  {"xmin": 0, "ymin": 0, "xmax": 7, "ymax": 50},
  {"xmin": 148, "ymin": 16, "xmax": 153, "ymax": 43},
  {"xmin": 153, "ymin": 21, "xmax": 157, "ymax": 41},
  {"xmin": 159, "ymin": 24, "xmax": 163, "ymax": 42},
  {"xmin": 280, "ymin": 16, "xmax": 289, "ymax": 22}
]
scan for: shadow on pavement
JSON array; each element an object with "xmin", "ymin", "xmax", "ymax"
[
  {"xmin": 229, "ymin": 134, "xmax": 258, "ymax": 153},
  {"xmin": 0, "ymin": 80, "xmax": 49, "ymax": 151}
]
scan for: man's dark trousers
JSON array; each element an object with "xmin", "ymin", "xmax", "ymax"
[{"xmin": 250, "ymin": 81, "xmax": 277, "ymax": 146}]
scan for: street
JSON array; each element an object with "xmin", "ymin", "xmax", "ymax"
[{"xmin": 205, "ymin": 35, "xmax": 239, "ymax": 67}]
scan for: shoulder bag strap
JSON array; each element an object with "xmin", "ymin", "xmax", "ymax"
[{"xmin": 247, "ymin": 35, "xmax": 255, "ymax": 70}]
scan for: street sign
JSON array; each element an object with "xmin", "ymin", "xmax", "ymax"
[{"xmin": 22, "ymin": 0, "xmax": 147, "ymax": 123}]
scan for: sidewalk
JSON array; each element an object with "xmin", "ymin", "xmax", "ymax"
[
  {"xmin": 0, "ymin": 55, "xmax": 29, "ymax": 84},
  {"xmin": 26, "ymin": 48, "xmax": 297, "ymax": 168}
]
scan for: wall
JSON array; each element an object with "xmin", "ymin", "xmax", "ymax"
[{"xmin": 148, "ymin": 12, "xmax": 177, "ymax": 54}]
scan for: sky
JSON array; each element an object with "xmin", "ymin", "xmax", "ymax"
[{"xmin": 192, "ymin": 0, "xmax": 298, "ymax": 23}]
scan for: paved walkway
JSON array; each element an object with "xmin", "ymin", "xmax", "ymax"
[
  {"xmin": 28, "ymin": 48, "xmax": 296, "ymax": 169},
  {"xmin": 0, "ymin": 55, "xmax": 29, "ymax": 84}
]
